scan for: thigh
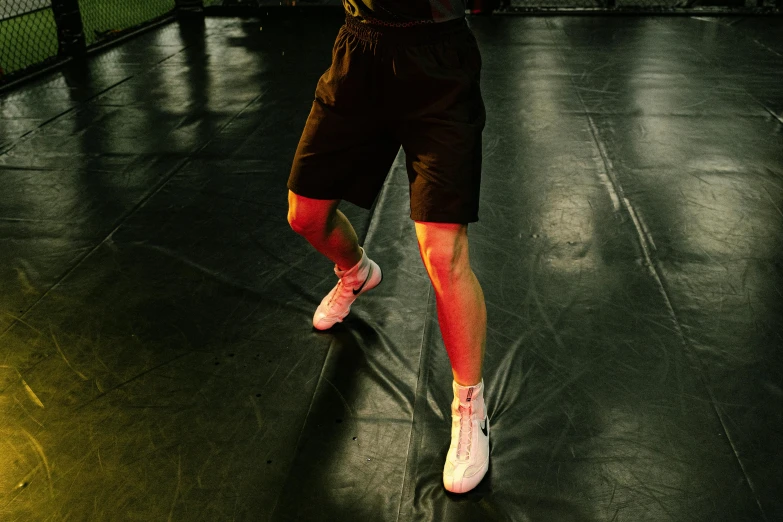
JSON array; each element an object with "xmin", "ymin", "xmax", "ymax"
[
  {"xmin": 393, "ymin": 32, "xmax": 486, "ymax": 224},
  {"xmin": 288, "ymin": 99, "xmax": 400, "ymax": 209},
  {"xmin": 402, "ymin": 116, "xmax": 483, "ymax": 224},
  {"xmin": 288, "ymin": 26, "xmax": 401, "ymax": 210}
]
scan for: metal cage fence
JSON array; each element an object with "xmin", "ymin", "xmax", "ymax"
[
  {"xmin": 2, "ymin": 0, "xmax": 781, "ymax": 85},
  {"xmin": 0, "ymin": 1, "xmax": 59, "ymax": 78},
  {"xmin": 79, "ymin": 0, "xmax": 175, "ymax": 46},
  {"xmin": 0, "ymin": 0, "xmax": 178, "ymax": 84}
]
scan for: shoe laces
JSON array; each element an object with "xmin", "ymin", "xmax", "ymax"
[
  {"xmin": 456, "ymin": 403, "xmax": 473, "ymax": 461},
  {"xmin": 325, "ymin": 278, "xmax": 353, "ymax": 310}
]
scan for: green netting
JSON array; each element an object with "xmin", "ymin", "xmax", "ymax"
[
  {"xmin": 1, "ymin": 0, "xmax": 180, "ymax": 82},
  {"xmin": 0, "ymin": 3, "xmax": 59, "ymax": 78},
  {"xmin": 78, "ymin": 0, "xmax": 176, "ymax": 46}
]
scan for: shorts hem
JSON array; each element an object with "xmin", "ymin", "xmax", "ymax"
[
  {"xmin": 287, "ymin": 183, "xmax": 375, "ymax": 210},
  {"xmin": 409, "ymin": 211, "xmax": 479, "ymax": 225},
  {"xmin": 287, "ymin": 182, "xmax": 342, "ymax": 202}
]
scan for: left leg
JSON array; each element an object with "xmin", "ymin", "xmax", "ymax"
[
  {"xmin": 414, "ymin": 222, "xmax": 486, "ymax": 387},
  {"xmin": 393, "ymin": 18, "xmax": 489, "ymax": 494},
  {"xmin": 415, "ymin": 221, "xmax": 490, "ymax": 495}
]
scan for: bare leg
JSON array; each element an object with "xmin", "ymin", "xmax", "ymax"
[
  {"xmin": 414, "ymin": 222, "xmax": 486, "ymax": 386},
  {"xmin": 288, "ymin": 191, "xmax": 362, "ymax": 270}
]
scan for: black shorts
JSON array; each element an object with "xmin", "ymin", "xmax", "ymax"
[{"xmin": 287, "ymin": 15, "xmax": 485, "ymax": 224}]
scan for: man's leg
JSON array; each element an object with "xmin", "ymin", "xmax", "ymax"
[
  {"xmin": 288, "ymin": 190, "xmax": 383, "ymax": 330},
  {"xmin": 414, "ymin": 222, "xmax": 486, "ymax": 386},
  {"xmin": 287, "ymin": 191, "xmax": 361, "ymax": 271},
  {"xmin": 415, "ymin": 221, "xmax": 489, "ymax": 494}
]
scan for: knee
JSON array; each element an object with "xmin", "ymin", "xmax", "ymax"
[
  {"xmin": 288, "ymin": 207, "xmax": 328, "ymax": 239},
  {"xmin": 420, "ymin": 240, "xmax": 471, "ymax": 286},
  {"xmin": 287, "ymin": 191, "xmax": 337, "ymax": 240}
]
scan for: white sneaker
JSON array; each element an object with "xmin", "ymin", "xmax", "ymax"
[
  {"xmin": 443, "ymin": 379, "xmax": 490, "ymax": 494},
  {"xmin": 312, "ymin": 248, "xmax": 382, "ymax": 330}
]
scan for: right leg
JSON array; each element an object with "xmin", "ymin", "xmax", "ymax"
[
  {"xmin": 285, "ymin": 21, "xmax": 398, "ymax": 329},
  {"xmin": 287, "ymin": 191, "xmax": 361, "ymax": 271},
  {"xmin": 288, "ymin": 190, "xmax": 383, "ymax": 330}
]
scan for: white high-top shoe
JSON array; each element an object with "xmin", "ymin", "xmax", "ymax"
[
  {"xmin": 443, "ymin": 379, "xmax": 490, "ymax": 494},
  {"xmin": 312, "ymin": 248, "xmax": 382, "ymax": 330}
]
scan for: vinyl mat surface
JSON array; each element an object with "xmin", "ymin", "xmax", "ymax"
[{"xmin": 0, "ymin": 12, "xmax": 781, "ymax": 522}]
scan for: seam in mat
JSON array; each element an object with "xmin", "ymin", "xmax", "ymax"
[
  {"xmin": 267, "ymin": 336, "xmax": 332, "ymax": 521},
  {"xmin": 394, "ymin": 285, "xmax": 433, "ymax": 522},
  {"xmin": 1, "ymin": 21, "xmax": 190, "ymax": 156},
  {"xmin": 363, "ymin": 151, "xmax": 435, "ymax": 522},
  {"xmin": 268, "ymin": 150, "xmax": 400, "ymax": 520},
  {"xmin": 544, "ymin": 18, "xmax": 769, "ymax": 521},
  {"xmin": 0, "ymin": 76, "xmax": 134, "ymax": 157},
  {"xmin": 658, "ymin": 18, "xmax": 775, "ymax": 520},
  {"xmin": 0, "ymin": 90, "xmax": 267, "ymax": 344},
  {"xmin": 0, "ymin": 14, "xmax": 178, "ymax": 96},
  {"xmin": 0, "ymin": 157, "xmax": 186, "ymax": 343},
  {"xmin": 676, "ymin": 19, "xmax": 783, "ymax": 124},
  {"xmin": 719, "ymin": 21, "xmax": 783, "ymax": 59}
]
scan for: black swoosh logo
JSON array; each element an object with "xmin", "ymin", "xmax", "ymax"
[
  {"xmin": 353, "ymin": 266, "xmax": 372, "ymax": 295},
  {"xmin": 480, "ymin": 418, "xmax": 488, "ymax": 437}
]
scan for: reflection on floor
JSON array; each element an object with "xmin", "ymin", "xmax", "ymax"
[{"xmin": 1, "ymin": 12, "xmax": 781, "ymax": 522}]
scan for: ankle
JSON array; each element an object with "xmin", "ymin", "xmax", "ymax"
[
  {"xmin": 453, "ymin": 379, "xmax": 485, "ymax": 409},
  {"xmin": 337, "ymin": 247, "xmax": 366, "ymax": 275},
  {"xmin": 454, "ymin": 377, "xmax": 483, "ymax": 389}
]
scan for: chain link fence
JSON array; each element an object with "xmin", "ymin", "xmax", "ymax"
[
  {"xmin": 1, "ymin": 0, "xmax": 178, "ymax": 85},
  {"xmin": 79, "ymin": 0, "xmax": 175, "ymax": 46},
  {"xmin": 2, "ymin": 0, "xmax": 780, "ymax": 85},
  {"xmin": 0, "ymin": 1, "xmax": 59, "ymax": 79}
]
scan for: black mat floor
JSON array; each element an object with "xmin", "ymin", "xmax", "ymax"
[{"xmin": 1, "ymin": 13, "xmax": 782, "ymax": 522}]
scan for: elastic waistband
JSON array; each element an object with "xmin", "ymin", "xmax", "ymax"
[{"xmin": 345, "ymin": 15, "xmax": 469, "ymax": 46}]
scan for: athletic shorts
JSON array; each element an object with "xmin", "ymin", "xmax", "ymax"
[{"xmin": 287, "ymin": 15, "xmax": 486, "ymax": 224}]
